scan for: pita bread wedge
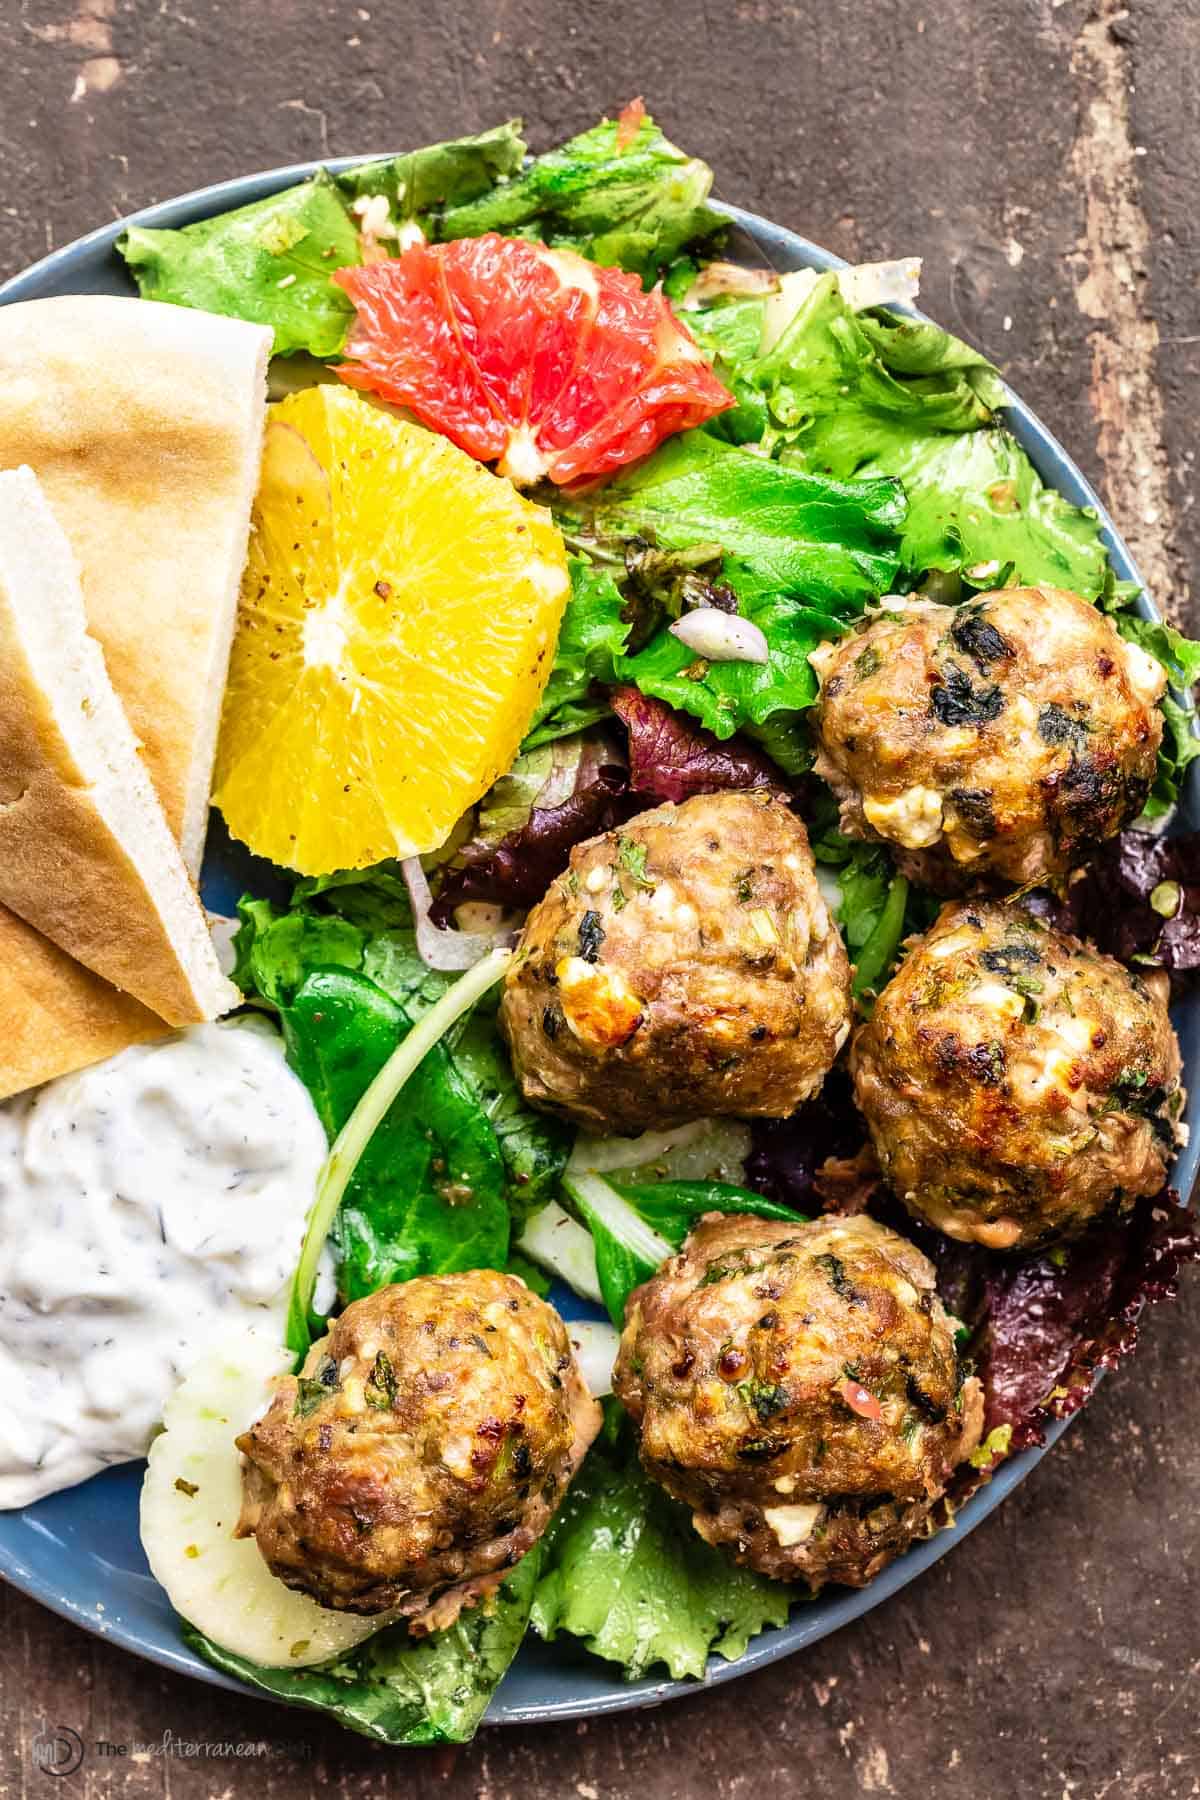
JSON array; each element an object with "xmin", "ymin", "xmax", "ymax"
[
  {"xmin": 0, "ymin": 296, "xmax": 270, "ymax": 1097},
  {"xmin": 0, "ymin": 295, "xmax": 271, "ymax": 867},
  {"xmin": 0, "ymin": 466, "xmax": 237, "ymax": 1024}
]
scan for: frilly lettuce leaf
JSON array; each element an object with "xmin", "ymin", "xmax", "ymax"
[
  {"xmin": 531, "ymin": 1403, "xmax": 795, "ymax": 1680},
  {"xmin": 439, "ymin": 111, "xmax": 725, "ymax": 284},
  {"xmin": 843, "ymin": 425, "xmax": 1112, "ymax": 598},
  {"xmin": 523, "ymin": 559, "xmax": 632, "ymax": 750},
  {"xmin": 120, "ymin": 170, "xmax": 360, "ymax": 357},
  {"xmin": 336, "ymin": 120, "xmax": 526, "ymax": 233},
  {"xmin": 186, "ymin": 1546, "xmax": 542, "ymax": 1745},
  {"xmin": 119, "ymin": 125, "xmax": 525, "ymax": 356}
]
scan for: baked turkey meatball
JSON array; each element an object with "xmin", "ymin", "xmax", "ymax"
[
  {"xmin": 236, "ymin": 1271, "xmax": 600, "ymax": 1626},
  {"xmin": 851, "ymin": 899, "xmax": 1183, "ymax": 1250},
  {"xmin": 612, "ymin": 1213, "xmax": 982, "ymax": 1589},
  {"xmin": 500, "ymin": 791, "xmax": 853, "ymax": 1134},
  {"xmin": 811, "ymin": 587, "xmax": 1165, "ymax": 887}
]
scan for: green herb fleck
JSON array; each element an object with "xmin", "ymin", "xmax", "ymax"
[
  {"xmin": 617, "ymin": 837, "xmax": 657, "ymax": 891},
  {"xmin": 364, "ymin": 1350, "xmax": 398, "ymax": 1410}
]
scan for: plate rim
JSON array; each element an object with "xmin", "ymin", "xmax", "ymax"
[{"xmin": 0, "ymin": 160, "xmax": 1194, "ymax": 1730}]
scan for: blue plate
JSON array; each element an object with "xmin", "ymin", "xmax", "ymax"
[{"xmin": 1, "ymin": 168, "xmax": 1197, "ymax": 1726}]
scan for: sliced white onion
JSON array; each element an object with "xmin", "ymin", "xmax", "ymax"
[
  {"xmin": 669, "ymin": 610, "xmax": 770, "ymax": 665},
  {"xmin": 760, "ymin": 258, "xmax": 923, "ymax": 353},
  {"xmin": 516, "ymin": 1200, "xmax": 603, "ymax": 1306},
  {"xmin": 837, "ymin": 257, "xmax": 922, "ymax": 312},
  {"xmin": 678, "ymin": 262, "xmax": 781, "ymax": 309},
  {"xmin": 400, "ymin": 857, "xmax": 514, "ymax": 971},
  {"xmin": 566, "ymin": 1318, "xmax": 620, "ymax": 1398},
  {"xmin": 206, "ymin": 913, "xmax": 240, "ymax": 981}
]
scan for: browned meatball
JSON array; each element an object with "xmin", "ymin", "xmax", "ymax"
[
  {"xmin": 811, "ymin": 588, "xmax": 1165, "ymax": 887},
  {"xmin": 499, "ymin": 791, "xmax": 853, "ymax": 1134},
  {"xmin": 236, "ymin": 1271, "xmax": 600, "ymax": 1627},
  {"xmin": 851, "ymin": 899, "xmax": 1184, "ymax": 1250},
  {"xmin": 612, "ymin": 1213, "xmax": 982, "ymax": 1590}
]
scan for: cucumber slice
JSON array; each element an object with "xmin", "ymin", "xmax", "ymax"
[{"xmin": 140, "ymin": 1327, "xmax": 387, "ymax": 1669}]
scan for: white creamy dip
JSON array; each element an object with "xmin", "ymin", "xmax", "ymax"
[{"xmin": 0, "ymin": 1017, "xmax": 328, "ymax": 1508}]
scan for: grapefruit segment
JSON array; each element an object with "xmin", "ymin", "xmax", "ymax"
[{"xmin": 334, "ymin": 234, "xmax": 734, "ymax": 487}]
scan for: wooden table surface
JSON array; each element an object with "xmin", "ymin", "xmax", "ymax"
[{"xmin": 2, "ymin": 2, "xmax": 1199, "ymax": 1795}]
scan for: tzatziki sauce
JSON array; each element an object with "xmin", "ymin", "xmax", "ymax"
[{"xmin": 0, "ymin": 1017, "xmax": 327, "ymax": 1508}]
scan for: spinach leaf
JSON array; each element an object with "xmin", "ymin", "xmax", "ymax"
[
  {"xmin": 522, "ymin": 559, "xmax": 631, "ymax": 750},
  {"xmin": 439, "ymin": 111, "xmax": 725, "ymax": 285},
  {"xmin": 186, "ymin": 1547, "xmax": 541, "ymax": 1745},
  {"xmin": 562, "ymin": 1170, "xmax": 798, "ymax": 1325},
  {"xmin": 451, "ymin": 1017, "xmax": 572, "ymax": 1222},
  {"xmin": 531, "ymin": 1405, "xmax": 794, "ymax": 1679},
  {"xmin": 280, "ymin": 970, "xmax": 510, "ymax": 1304},
  {"xmin": 120, "ymin": 170, "xmax": 360, "ymax": 357},
  {"xmin": 337, "ymin": 121, "xmax": 526, "ymax": 237}
]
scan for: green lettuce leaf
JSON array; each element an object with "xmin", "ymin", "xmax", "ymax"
[
  {"xmin": 523, "ymin": 559, "xmax": 631, "ymax": 749},
  {"xmin": 452, "ymin": 1017, "xmax": 572, "ymax": 1223},
  {"xmin": 1106, "ymin": 606, "xmax": 1200, "ymax": 815},
  {"xmin": 531, "ymin": 1405, "xmax": 795, "ymax": 1680},
  {"xmin": 809, "ymin": 801, "xmax": 939, "ymax": 1001},
  {"xmin": 120, "ymin": 170, "xmax": 360, "ymax": 357},
  {"xmin": 752, "ymin": 274, "xmax": 1001, "ymax": 465},
  {"xmin": 232, "ymin": 884, "xmax": 564, "ymax": 1261},
  {"xmin": 186, "ymin": 1547, "xmax": 542, "ymax": 1745},
  {"xmin": 569, "ymin": 431, "xmax": 905, "ymax": 609},
  {"xmin": 439, "ymin": 111, "xmax": 725, "ymax": 285},
  {"xmin": 337, "ymin": 120, "xmax": 527, "ymax": 236},
  {"xmin": 615, "ymin": 588, "xmax": 846, "ymax": 741},
  {"xmin": 556, "ymin": 431, "xmax": 901, "ymax": 744},
  {"xmin": 845, "ymin": 426, "xmax": 1112, "ymax": 597}
]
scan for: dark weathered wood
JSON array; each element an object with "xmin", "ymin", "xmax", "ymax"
[{"xmin": 1, "ymin": 2, "xmax": 1197, "ymax": 1794}]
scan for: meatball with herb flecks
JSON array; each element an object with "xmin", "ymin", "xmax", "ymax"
[
  {"xmin": 612, "ymin": 1212, "xmax": 982, "ymax": 1589},
  {"xmin": 236, "ymin": 1271, "xmax": 600, "ymax": 1628},
  {"xmin": 851, "ymin": 899, "xmax": 1184, "ymax": 1250},
  {"xmin": 499, "ymin": 791, "xmax": 853, "ymax": 1135},
  {"xmin": 810, "ymin": 587, "xmax": 1165, "ymax": 888}
]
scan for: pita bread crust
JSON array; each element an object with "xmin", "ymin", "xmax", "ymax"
[
  {"xmin": 0, "ymin": 467, "xmax": 236, "ymax": 1025},
  {"xmin": 0, "ymin": 909, "xmax": 166, "ymax": 1102},
  {"xmin": 0, "ymin": 296, "xmax": 270, "ymax": 1092},
  {"xmin": 0, "ymin": 294, "xmax": 271, "ymax": 867}
]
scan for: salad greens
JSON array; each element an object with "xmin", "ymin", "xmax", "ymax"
[
  {"xmin": 231, "ymin": 887, "xmax": 567, "ymax": 1345},
  {"xmin": 186, "ymin": 1546, "xmax": 542, "ymax": 1745},
  {"xmin": 439, "ymin": 111, "xmax": 726, "ymax": 285},
  {"xmin": 121, "ymin": 171, "xmax": 361, "ymax": 358},
  {"xmin": 335, "ymin": 120, "xmax": 526, "ymax": 235},
  {"xmin": 139, "ymin": 105, "xmax": 1200, "ymax": 1743},
  {"xmin": 522, "ymin": 559, "xmax": 631, "ymax": 749},
  {"xmin": 285, "ymin": 955, "xmax": 512, "ymax": 1350},
  {"xmin": 562, "ymin": 1170, "xmax": 797, "ymax": 1325},
  {"xmin": 531, "ymin": 1403, "xmax": 796, "ymax": 1680}
]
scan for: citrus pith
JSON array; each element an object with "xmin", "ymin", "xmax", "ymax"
[{"xmin": 213, "ymin": 386, "xmax": 570, "ymax": 874}]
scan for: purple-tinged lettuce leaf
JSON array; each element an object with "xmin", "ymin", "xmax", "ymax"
[
  {"xmin": 1036, "ymin": 830, "xmax": 1200, "ymax": 975},
  {"xmin": 611, "ymin": 685, "xmax": 788, "ymax": 803}
]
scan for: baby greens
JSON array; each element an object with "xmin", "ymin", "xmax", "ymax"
[
  {"xmin": 562, "ymin": 1169, "xmax": 798, "ymax": 1325},
  {"xmin": 531, "ymin": 1404, "xmax": 795, "ymax": 1680},
  {"xmin": 439, "ymin": 111, "xmax": 726, "ymax": 285},
  {"xmin": 188, "ymin": 1546, "xmax": 543, "ymax": 1745}
]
